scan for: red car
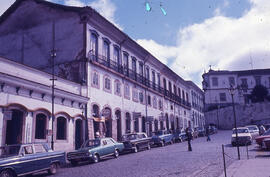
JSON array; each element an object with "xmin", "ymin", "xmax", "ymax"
[{"xmin": 255, "ymin": 129, "xmax": 270, "ymax": 146}]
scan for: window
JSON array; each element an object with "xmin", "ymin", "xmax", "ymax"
[
  {"xmin": 173, "ymin": 85, "xmax": 177, "ymax": 95},
  {"xmin": 153, "ymin": 97, "xmax": 157, "ymax": 108},
  {"xmin": 123, "ymin": 52, "xmax": 129, "ymax": 76},
  {"xmin": 146, "ymin": 67, "xmax": 150, "ymax": 86},
  {"xmin": 132, "ymin": 88, "xmax": 138, "ymax": 102},
  {"xmin": 104, "ymin": 77, "xmax": 111, "ymax": 91},
  {"xmin": 178, "ymin": 88, "xmax": 181, "ymax": 98},
  {"xmin": 103, "ymin": 40, "xmax": 110, "ymax": 62},
  {"xmin": 182, "ymin": 90, "xmax": 185, "ymax": 101},
  {"xmin": 229, "ymin": 77, "xmax": 235, "ymax": 86},
  {"xmin": 56, "ymin": 117, "xmax": 67, "ymax": 140},
  {"xmin": 186, "ymin": 93, "xmax": 189, "ymax": 102},
  {"xmin": 241, "ymin": 78, "xmax": 248, "ymax": 92},
  {"xmin": 163, "ymin": 78, "xmax": 167, "ymax": 90},
  {"xmin": 255, "ymin": 76, "xmax": 261, "ymax": 85},
  {"xmin": 212, "ymin": 77, "xmax": 218, "ymax": 86},
  {"xmin": 124, "ymin": 84, "xmax": 130, "ymax": 98},
  {"xmin": 157, "ymin": 73, "xmax": 161, "ymax": 88},
  {"xmin": 219, "ymin": 93, "xmax": 227, "ymax": 102},
  {"xmin": 126, "ymin": 113, "xmax": 131, "ymax": 133},
  {"xmin": 158, "ymin": 99, "xmax": 163, "ymax": 110},
  {"xmin": 90, "ymin": 33, "xmax": 98, "ymax": 61},
  {"xmin": 132, "ymin": 57, "xmax": 136, "ymax": 73},
  {"xmin": 168, "ymin": 81, "xmax": 172, "ymax": 93},
  {"xmin": 139, "ymin": 62, "xmax": 143, "ymax": 76},
  {"xmin": 139, "ymin": 91, "xmax": 144, "ymax": 103},
  {"xmin": 148, "ymin": 95, "xmax": 151, "ymax": 105},
  {"xmin": 115, "ymin": 80, "xmax": 121, "ymax": 95},
  {"xmin": 152, "ymin": 70, "xmax": 156, "ymax": 89},
  {"xmin": 92, "ymin": 72, "xmax": 99, "ymax": 87},
  {"xmin": 113, "ymin": 46, "xmax": 120, "ymax": 65},
  {"xmin": 24, "ymin": 145, "xmax": 34, "ymax": 155},
  {"xmin": 35, "ymin": 113, "xmax": 46, "ymax": 139}
]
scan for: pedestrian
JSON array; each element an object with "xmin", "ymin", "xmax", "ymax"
[
  {"xmin": 185, "ymin": 127, "xmax": 192, "ymax": 151},
  {"xmin": 206, "ymin": 126, "xmax": 211, "ymax": 141}
]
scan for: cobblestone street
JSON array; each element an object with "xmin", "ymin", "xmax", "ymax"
[{"xmin": 38, "ymin": 131, "xmax": 262, "ymax": 177}]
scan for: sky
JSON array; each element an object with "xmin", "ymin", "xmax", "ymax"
[{"xmin": 1, "ymin": 0, "xmax": 270, "ymax": 87}]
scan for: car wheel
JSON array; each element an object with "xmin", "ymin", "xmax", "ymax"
[
  {"xmin": 93, "ymin": 154, "xmax": 100, "ymax": 163},
  {"xmin": 0, "ymin": 169, "xmax": 14, "ymax": 177},
  {"xmin": 70, "ymin": 160, "xmax": 78, "ymax": 166},
  {"xmin": 114, "ymin": 149, "xmax": 119, "ymax": 158},
  {"xmin": 147, "ymin": 143, "xmax": 151, "ymax": 150},
  {"xmin": 133, "ymin": 146, "xmax": 138, "ymax": 153},
  {"xmin": 48, "ymin": 163, "xmax": 57, "ymax": 175},
  {"xmin": 160, "ymin": 140, "xmax": 165, "ymax": 147}
]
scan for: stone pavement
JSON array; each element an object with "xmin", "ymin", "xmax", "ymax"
[{"xmin": 219, "ymin": 156, "xmax": 270, "ymax": 177}]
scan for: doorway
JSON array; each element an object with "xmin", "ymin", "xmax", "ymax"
[
  {"xmin": 75, "ymin": 119, "xmax": 83, "ymax": 150},
  {"xmin": 5, "ymin": 110, "xmax": 24, "ymax": 145}
]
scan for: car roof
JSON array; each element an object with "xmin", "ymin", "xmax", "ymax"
[{"xmin": 232, "ymin": 127, "xmax": 248, "ymax": 130}]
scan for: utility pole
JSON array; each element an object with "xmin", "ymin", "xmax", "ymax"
[{"xmin": 50, "ymin": 21, "xmax": 57, "ymax": 150}]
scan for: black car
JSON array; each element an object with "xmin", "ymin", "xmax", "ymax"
[
  {"xmin": 197, "ymin": 127, "xmax": 206, "ymax": 137},
  {"xmin": 121, "ymin": 133, "xmax": 152, "ymax": 153}
]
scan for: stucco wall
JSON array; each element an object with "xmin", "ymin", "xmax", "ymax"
[{"xmin": 205, "ymin": 102, "xmax": 270, "ymax": 129}]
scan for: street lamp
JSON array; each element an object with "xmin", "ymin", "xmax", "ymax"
[{"xmin": 228, "ymin": 84, "xmax": 240, "ymax": 160}]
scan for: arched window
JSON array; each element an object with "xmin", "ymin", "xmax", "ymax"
[
  {"xmin": 113, "ymin": 46, "xmax": 120, "ymax": 65},
  {"xmin": 35, "ymin": 113, "xmax": 47, "ymax": 139},
  {"xmin": 90, "ymin": 33, "xmax": 98, "ymax": 61},
  {"xmin": 56, "ymin": 117, "xmax": 67, "ymax": 140}
]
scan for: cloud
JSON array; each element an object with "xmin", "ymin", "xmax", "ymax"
[
  {"xmin": 0, "ymin": 0, "xmax": 15, "ymax": 16},
  {"xmin": 137, "ymin": 0, "xmax": 270, "ymax": 86},
  {"xmin": 65, "ymin": 0, "xmax": 84, "ymax": 7}
]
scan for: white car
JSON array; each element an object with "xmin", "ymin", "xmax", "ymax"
[
  {"xmin": 246, "ymin": 125, "xmax": 259, "ymax": 138},
  {"xmin": 231, "ymin": 127, "xmax": 252, "ymax": 146}
]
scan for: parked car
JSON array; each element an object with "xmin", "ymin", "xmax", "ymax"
[
  {"xmin": 255, "ymin": 128, "xmax": 270, "ymax": 146},
  {"xmin": 262, "ymin": 138, "xmax": 270, "ymax": 150},
  {"xmin": 245, "ymin": 125, "xmax": 259, "ymax": 138},
  {"xmin": 172, "ymin": 129, "xmax": 185, "ymax": 143},
  {"xmin": 0, "ymin": 143, "xmax": 65, "ymax": 177},
  {"xmin": 151, "ymin": 130, "xmax": 174, "ymax": 146},
  {"xmin": 121, "ymin": 132, "xmax": 152, "ymax": 153},
  {"xmin": 67, "ymin": 138, "xmax": 124, "ymax": 166},
  {"xmin": 231, "ymin": 127, "xmax": 252, "ymax": 146},
  {"xmin": 197, "ymin": 127, "xmax": 206, "ymax": 137}
]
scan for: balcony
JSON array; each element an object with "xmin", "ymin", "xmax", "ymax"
[{"xmin": 89, "ymin": 54, "xmax": 191, "ymax": 109}]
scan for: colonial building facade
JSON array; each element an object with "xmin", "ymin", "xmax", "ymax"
[
  {"xmin": 202, "ymin": 68, "xmax": 270, "ymax": 109},
  {"xmin": 0, "ymin": 0, "xmax": 204, "ymax": 149}
]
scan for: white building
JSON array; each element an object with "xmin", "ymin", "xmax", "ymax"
[
  {"xmin": 202, "ymin": 68, "xmax": 270, "ymax": 109},
  {"xmin": 0, "ymin": 56, "xmax": 88, "ymax": 151},
  {"xmin": 0, "ymin": 0, "xmax": 204, "ymax": 149},
  {"xmin": 186, "ymin": 81, "xmax": 205, "ymax": 128}
]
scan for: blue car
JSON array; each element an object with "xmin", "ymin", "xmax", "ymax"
[
  {"xmin": 151, "ymin": 130, "xmax": 174, "ymax": 146},
  {"xmin": 0, "ymin": 143, "xmax": 65, "ymax": 177}
]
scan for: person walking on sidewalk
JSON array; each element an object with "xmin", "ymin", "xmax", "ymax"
[
  {"xmin": 206, "ymin": 126, "xmax": 211, "ymax": 141},
  {"xmin": 185, "ymin": 127, "xmax": 192, "ymax": 151}
]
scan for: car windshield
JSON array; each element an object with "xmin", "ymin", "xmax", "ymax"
[
  {"xmin": 81, "ymin": 140, "xmax": 100, "ymax": 148},
  {"xmin": 263, "ymin": 129, "xmax": 270, "ymax": 136},
  {"xmin": 247, "ymin": 126, "xmax": 258, "ymax": 130},
  {"xmin": 233, "ymin": 129, "xmax": 249, "ymax": 134},
  {"xmin": 0, "ymin": 145, "xmax": 21, "ymax": 158},
  {"xmin": 122, "ymin": 134, "xmax": 137, "ymax": 141}
]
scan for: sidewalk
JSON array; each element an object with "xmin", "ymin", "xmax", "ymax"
[{"xmin": 219, "ymin": 157, "xmax": 270, "ymax": 177}]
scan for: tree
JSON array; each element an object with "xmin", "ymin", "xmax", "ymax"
[{"xmin": 250, "ymin": 85, "xmax": 269, "ymax": 102}]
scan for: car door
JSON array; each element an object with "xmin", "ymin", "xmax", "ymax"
[
  {"xmin": 18, "ymin": 145, "xmax": 37, "ymax": 174},
  {"xmin": 33, "ymin": 144, "xmax": 49, "ymax": 170},
  {"xmin": 105, "ymin": 139, "xmax": 116, "ymax": 154}
]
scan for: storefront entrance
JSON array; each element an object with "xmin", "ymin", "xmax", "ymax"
[{"xmin": 75, "ymin": 119, "xmax": 83, "ymax": 150}]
